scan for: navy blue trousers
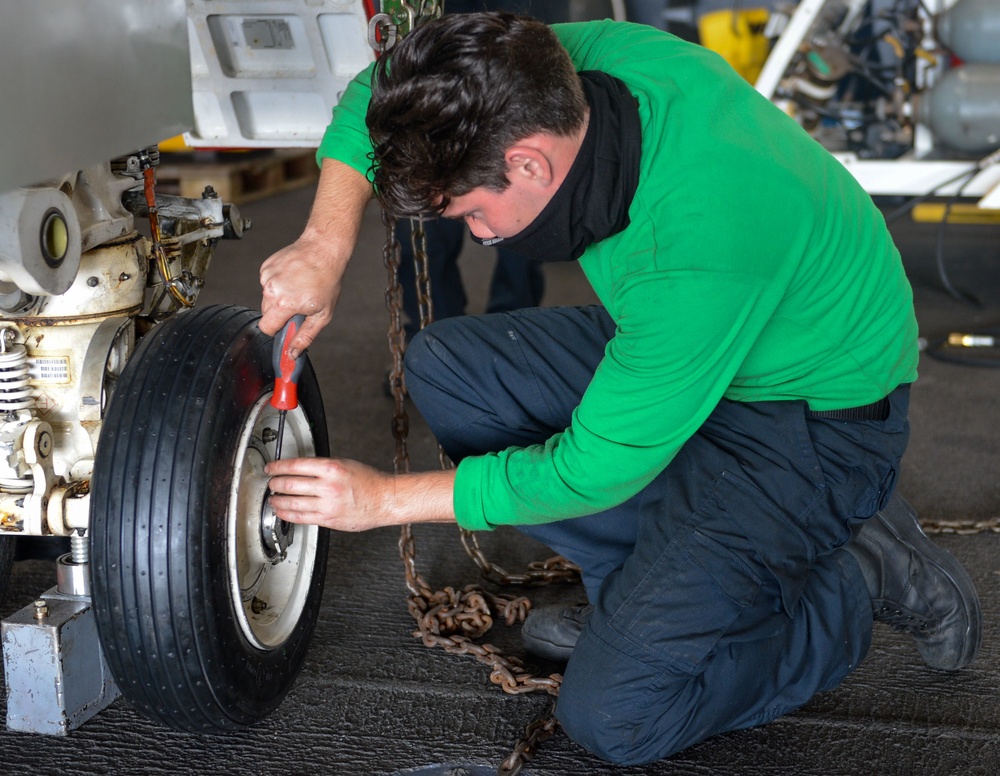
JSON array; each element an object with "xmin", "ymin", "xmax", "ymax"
[{"xmin": 404, "ymin": 305, "xmax": 910, "ymax": 765}]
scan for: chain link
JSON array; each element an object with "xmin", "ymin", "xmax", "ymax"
[
  {"xmin": 920, "ymin": 516, "xmax": 1000, "ymax": 536},
  {"xmin": 410, "ymin": 217, "xmax": 435, "ymax": 333},
  {"xmin": 498, "ymin": 712, "xmax": 560, "ymax": 776},
  {"xmin": 460, "ymin": 529, "xmax": 582, "ymax": 587},
  {"xmin": 383, "ymin": 209, "xmax": 577, "ymax": 774},
  {"xmin": 368, "ymin": 1, "xmax": 444, "ymax": 53},
  {"xmin": 407, "ymin": 215, "xmax": 583, "ymax": 581},
  {"xmin": 383, "ymin": 210, "xmax": 410, "ymax": 476}
]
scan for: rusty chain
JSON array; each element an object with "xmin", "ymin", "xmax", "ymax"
[
  {"xmin": 383, "ymin": 209, "xmax": 410, "ymax": 476},
  {"xmin": 369, "ymin": 1, "xmax": 444, "ymax": 52},
  {"xmin": 920, "ymin": 516, "xmax": 1000, "ymax": 536},
  {"xmin": 461, "ymin": 530, "xmax": 583, "ymax": 587},
  {"xmin": 498, "ymin": 712, "xmax": 561, "ymax": 776},
  {"xmin": 383, "ymin": 211, "xmax": 579, "ymax": 774}
]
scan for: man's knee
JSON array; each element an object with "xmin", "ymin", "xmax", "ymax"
[
  {"xmin": 556, "ymin": 629, "xmax": 693, "ymax": 766},
  {"xmin": 402, "ymin": 322, "xmax": 441, "ymax": 388},
  {"xmin": 403, "ymin": 320, "xmax": 467, "ymax": 416},
  {"xmin": 402, "ymin": 315, "xmax": 486, "ymax": 392},
  {"xmin": 557, "ymin": 679, "xmax": 640, "ymax": 765}
]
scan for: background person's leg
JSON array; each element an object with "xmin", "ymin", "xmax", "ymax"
[
  {"xmin": 485, "ymin": 248, "xmax": 545, "ymax": 314},
  {"xmin": 623, "ymin": 0, "xmax": 667, "ymax": 27},
  {"xmin": 396, "ymin": 217, "xmax": 467, "ymax": 341}
]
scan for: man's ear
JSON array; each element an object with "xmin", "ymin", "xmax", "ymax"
[{"xmin": 505, "ymin": 145, "xmax": 553, "ymax": 186}]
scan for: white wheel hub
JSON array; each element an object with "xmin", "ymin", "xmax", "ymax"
[{"xmin": 227, "ymin": 394, "xmax": 319, "ymax": 650}]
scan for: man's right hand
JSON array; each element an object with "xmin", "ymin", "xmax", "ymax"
[
  {"xmin": 259, "ymin": 235, "xmax": 340, "ymax": 359},
  {"xmin": 257, "ymin": 158, "xmax": 374, "ymax": 357}
]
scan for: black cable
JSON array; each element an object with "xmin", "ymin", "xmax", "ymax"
[
  {"xmin": 886, "ymin": 148, "xmax": 1000, "ymax": 226},
  {"xmin": 885, "ymin": 148, "xmax": 1000, "ymax": 306},
  {"xmin": 884, "ymin": 166, "xmax": 979, "ymax": 225},
  {"xmin": 850, "ymin": 60, "xmax": 896, "ymax": 97},
  {"xmin": 931, "ymin": 177, "xmax": 981, "ymax": 306},
  {"xmin": 884, "ymin": 146, "xmax": 1000, "ymax": 364}
]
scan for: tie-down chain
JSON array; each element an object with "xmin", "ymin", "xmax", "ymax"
[{"xmin": 382, "ymin": 209, "xmax": 580, "ymax": 776}]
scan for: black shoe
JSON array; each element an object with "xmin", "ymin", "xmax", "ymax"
[
  {"xmin": 844, "ymin": 492, "xmax": 981, "ymax": 671},
  {"xmin": 521, "ymin": 603, "xmax": 592, "ymax": 662}
]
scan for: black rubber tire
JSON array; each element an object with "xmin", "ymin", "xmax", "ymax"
[{"xmin": 90, "ymin": 305, "xmax": 329, "ymax": 733}]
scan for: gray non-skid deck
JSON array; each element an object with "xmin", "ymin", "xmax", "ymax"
[{"xmin": 2, "ymin": 184, "xmax": 1000, "ymax": 775}]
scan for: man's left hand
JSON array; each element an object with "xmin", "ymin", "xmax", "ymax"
[{"xmin": 265, "ymin": 458, "xmax": 458, "ymax": 531}]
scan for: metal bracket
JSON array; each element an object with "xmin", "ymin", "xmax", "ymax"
[
  {"xmin": 22, "ymin": 420, "xmax": 55, "ymax": 536},
  {"xmin": 2, "ymin": 588, "xmax": 120, "ymax": 735}
]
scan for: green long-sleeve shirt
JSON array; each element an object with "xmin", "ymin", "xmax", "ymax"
[{"xmin": 317, "ymin": 20, "xmax": 919, "ymax": 532}]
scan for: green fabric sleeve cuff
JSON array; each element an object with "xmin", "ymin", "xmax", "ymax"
[{"xmin": 453, "ymin": 456, "xmax": 493, "ymax": 532}]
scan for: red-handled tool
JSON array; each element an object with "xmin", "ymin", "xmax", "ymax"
[{"xmin": 270, "ymin": 314, "xmax": 306, "ymax": 460}]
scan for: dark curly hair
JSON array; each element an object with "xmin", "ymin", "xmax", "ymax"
[{"xmin": 366, "ymin": 12, "xmax": 587, "ymax": 216}]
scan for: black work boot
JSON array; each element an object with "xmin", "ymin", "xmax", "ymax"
[
  {"xmin": 844, "ymin": 492, "xmax": 981, "ymax": 671},
  {"xmin": 521, "ymin": 603, "xmax": 592, "ymax": 662}
]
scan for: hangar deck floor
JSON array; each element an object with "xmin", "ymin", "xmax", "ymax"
[{"xmin": 2, "ymin": 183, "xmax": 1000, "ymax": 775}]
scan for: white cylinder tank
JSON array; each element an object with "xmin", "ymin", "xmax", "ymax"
[{"xmin": 918, "ymin": 64, "xmax": 1000, "ymax": 153}]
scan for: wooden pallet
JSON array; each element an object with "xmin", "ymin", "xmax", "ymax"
[{"xmin": 155, "ymin": 149, "xmax": 320, "ymax": 204}]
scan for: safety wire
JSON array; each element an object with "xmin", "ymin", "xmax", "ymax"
[
  {"xmin": 371, "ymin": 9, "xmax": 578, "ymax": 775},
  {"xmin": 140, "ymin": 152, "xmax": 193, "ymax": 310}
]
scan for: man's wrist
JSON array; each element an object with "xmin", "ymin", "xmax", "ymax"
[{"xmin": 386, "ymin": 470, "xmax": 457, "ymax": 525}]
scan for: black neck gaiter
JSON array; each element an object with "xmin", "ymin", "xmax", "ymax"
[{"xmin": 472, "ymin": 70, "xmax": 642, "ymax": 262}]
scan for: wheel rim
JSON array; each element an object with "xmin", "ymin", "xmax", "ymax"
[{"xmin": 228, "ymin": 393, "xmax": 319, "ymax": 650}]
